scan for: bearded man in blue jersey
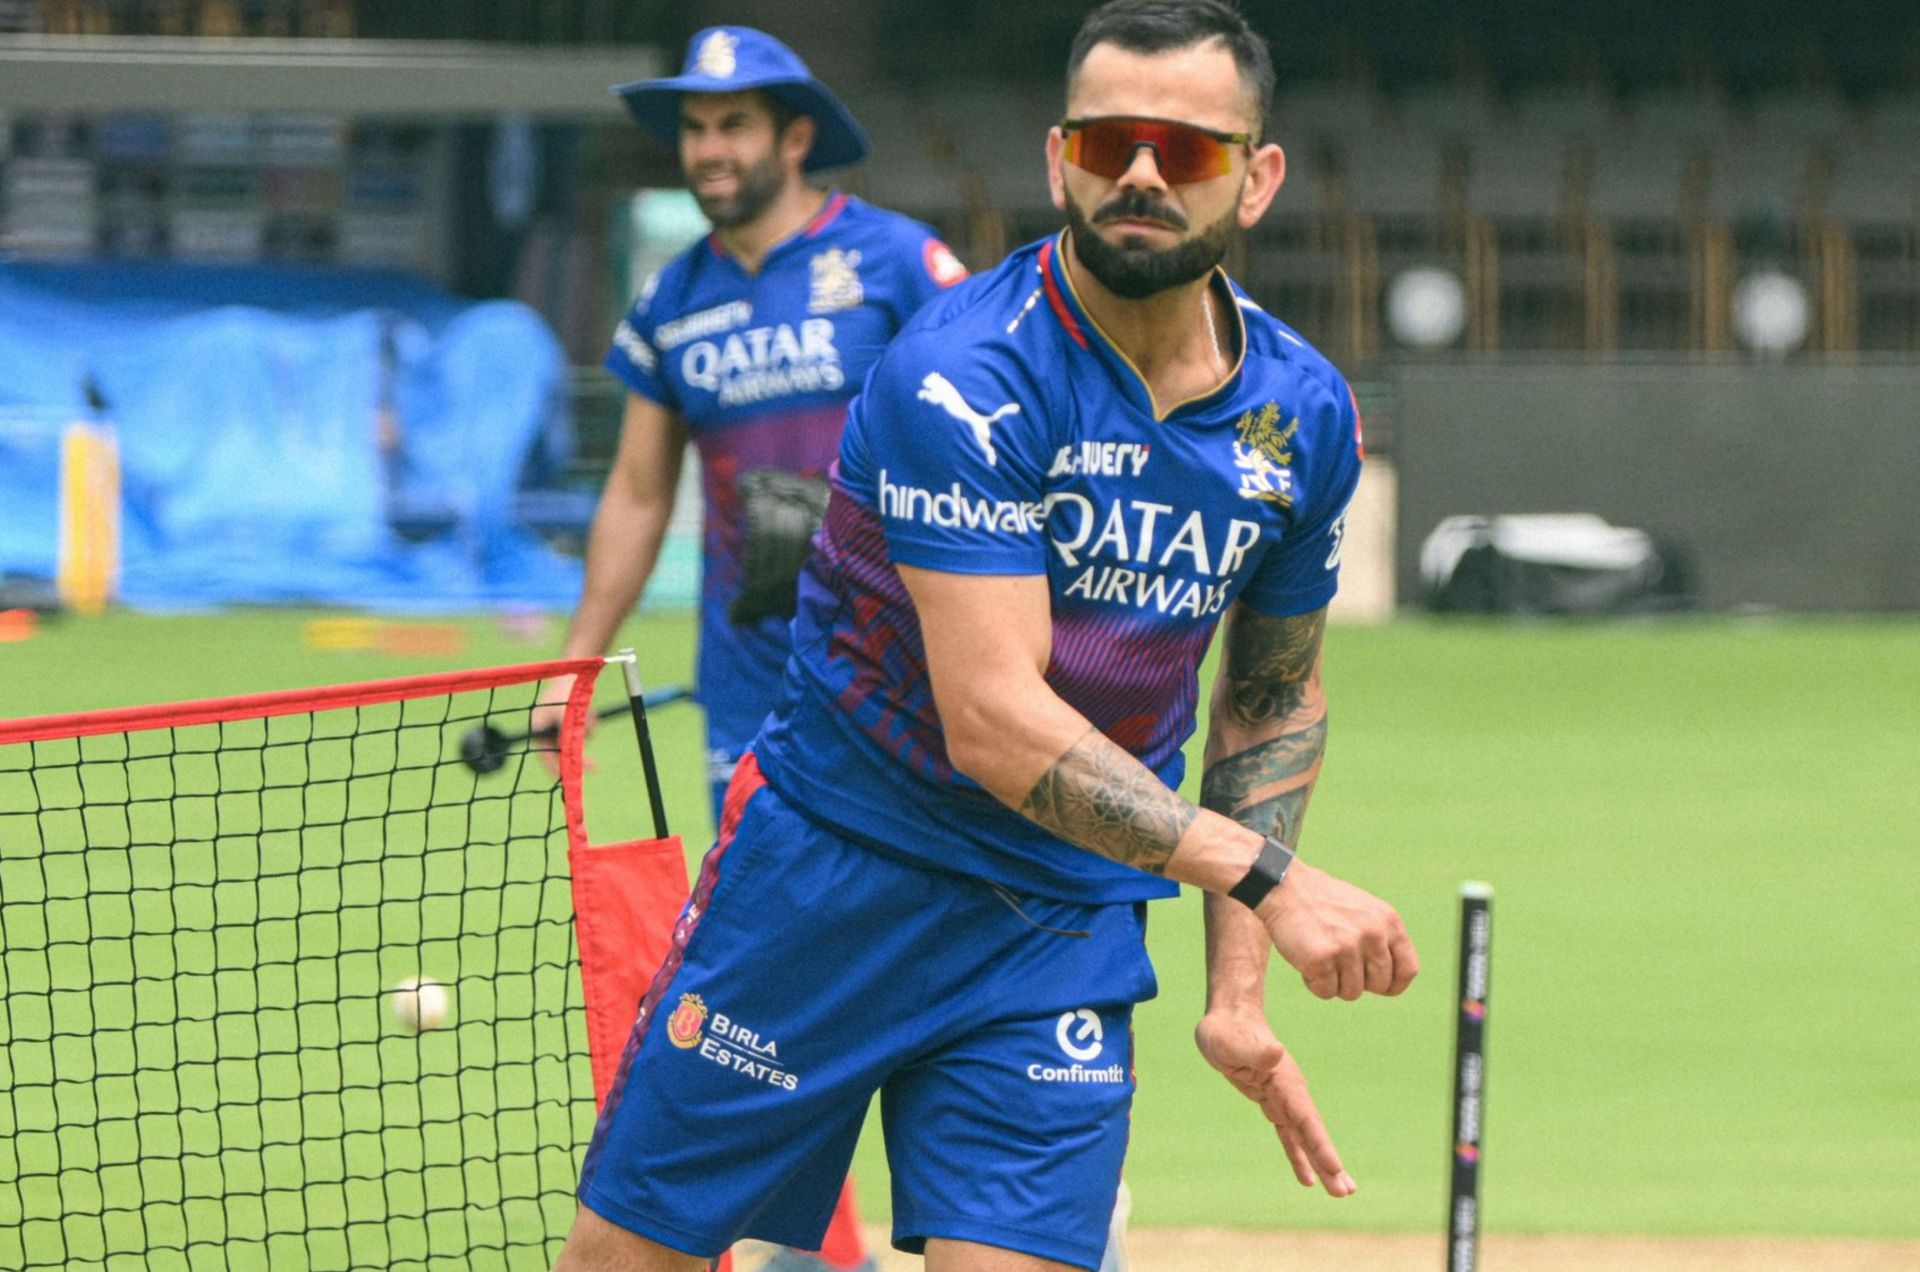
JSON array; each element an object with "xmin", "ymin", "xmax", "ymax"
[
  {"xmin": 537, "ymin": 26, "xmax": 968, "ymax": 1272},
  {"xmin": 536, "ymin": 26, "xmax": 966, "ymax": 810},
  {"xmin": 556, "ymin": 5, "xmax": 1419, "ymax": 1271}
]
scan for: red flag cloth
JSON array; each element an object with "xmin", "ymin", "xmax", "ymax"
[
  {"xmin": 554, "ymin": 670, "xmax": 724, "ymax": 1272},
  {"xmin": 567, "ymin": 835, "xmax": 690, "ymax": 1106},
  {"xmin": 552, "ymin": 665, "xmax": 693, "ymax": 1108}
]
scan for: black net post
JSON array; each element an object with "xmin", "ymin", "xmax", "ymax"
[
  {"xmin": 612, "ymin": 649, "xmax": 669, "ymax": 839},
  {"xmin": 1447, "ymin": 881, "xmax": 1492, "ymax": 1272}
]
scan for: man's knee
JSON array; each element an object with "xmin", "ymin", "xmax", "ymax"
[
  {"xmin": 553, "ymin": 1204, "xmax": 709, "ymax": 1272},
  {"xmin": 923, "ymin": 1236, "xmax": 1083, "ymax": 1272}
]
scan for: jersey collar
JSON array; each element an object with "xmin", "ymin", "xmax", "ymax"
[
  {"xmin": 1039, "ymin": 230, "xmax": 1246, "ymax": 423},
  {"xmin": 705, "ymin": 189, "xmax": 852, "ymax": 267}
]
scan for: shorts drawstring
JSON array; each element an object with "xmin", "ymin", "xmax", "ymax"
[{"xmin": 984, "ymin": 880, "xmax": 1092, "ymax": 939}]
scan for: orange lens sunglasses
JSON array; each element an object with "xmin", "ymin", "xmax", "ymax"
[{"xmin": 1059, "ymin": 115, "xmax": 1252, "ymax": 184}]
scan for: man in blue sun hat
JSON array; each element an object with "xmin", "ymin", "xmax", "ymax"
[{"xmin": 536, "ymin": 23, "xmax": 969, "ymax": 1272}]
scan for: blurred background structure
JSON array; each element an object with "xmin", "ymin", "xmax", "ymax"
[{"xmin": 3, "ymin": 0, "xmax": 1918, "ymax": 613}]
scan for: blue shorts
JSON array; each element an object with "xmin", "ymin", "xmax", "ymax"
[{"xmin": 578, "ymin": 755, "xmax": 1157, "ymax": 1270}]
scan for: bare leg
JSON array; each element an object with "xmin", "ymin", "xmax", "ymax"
[
  {"xmin": 1097, "ymin": 1179, "xmax": 1131, "ymax": 1272},
  {"xmin": 923, "ymin": 1237, "xmax": 1084, "ymax": 1272},
  {"xmin": 552, "ymin": 1205, "xmax": 710, "ymax": 1272}
]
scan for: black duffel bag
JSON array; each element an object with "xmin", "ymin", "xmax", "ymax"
[{"xmin": 1420, "ymin": 514, "xmax": 1695, "ymax": 615}]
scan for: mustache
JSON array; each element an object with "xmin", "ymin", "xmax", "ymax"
[{"xmin": 1092, "ymin": 192, "xmax": 1189, "ymax": 231}]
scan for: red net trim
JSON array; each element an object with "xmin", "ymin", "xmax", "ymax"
[{"xmin": 0, "ymin": 658, "xmax": 606, "ymax": 746}]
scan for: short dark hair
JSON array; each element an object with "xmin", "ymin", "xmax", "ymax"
[
  {"xmin": 760, "ymin": 90, "xmax": 803, "ymax": 135},
  {"xmin": 1066, "ymin": 0, "xmax": 1275, "ymax": 138}
]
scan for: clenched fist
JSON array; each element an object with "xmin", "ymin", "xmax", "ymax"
[{"xmin": 1254, "ymin": 861, "xmax": 1418, "ymax": 1000}]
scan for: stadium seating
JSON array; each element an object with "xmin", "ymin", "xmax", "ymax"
[{"xmin": 6, "ymin": 7, "xmax": 1920, "ymax": 363}]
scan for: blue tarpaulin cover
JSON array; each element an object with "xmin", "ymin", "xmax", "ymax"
[{"xmin": 0, "ymin": 261, "xmax": 584, "ymax": 610}]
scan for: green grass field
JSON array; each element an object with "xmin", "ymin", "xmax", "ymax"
[{"xmin": 3, "ymin": 609, "xmax": 1917, "ymax": 1252}]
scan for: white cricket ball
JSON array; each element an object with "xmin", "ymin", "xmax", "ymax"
[{"xmin": 389, "ymin": 975, "xmax": 450, "ymax": 1033}]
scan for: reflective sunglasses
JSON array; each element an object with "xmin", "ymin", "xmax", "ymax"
[{"xmin": 1059, "ymin": 115, "xmax": 1252, "ymax": 184}]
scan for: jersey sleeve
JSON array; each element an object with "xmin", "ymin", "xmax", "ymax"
[
  {"xmin": 842, "ymin": 336, "xmax": 1049, "ymax": 576},
  {"xmin": 601, "ymin": 277, "xmax": 677, "ymax": 410},
  {"xmin": 1236, "ymin": 380, "xmax": 1365, "ymax": 617},
  {"xmin": 891, "ymin": 223, "xmax": 971, "ymax": 321}
]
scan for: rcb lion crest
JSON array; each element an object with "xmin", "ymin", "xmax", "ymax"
[
  {"xmin": 1232, "ymin": 401, "xmax": 1300, "ymax": 507},
  {"xmin": 667, "ymin": 993, "xmax": 709, "ymax": 1048},
  {"xmin": 695, "ymin": 31, "xmax": 738, "ymax": 77},
  {"xmin": 808, "ymin": 248, "xmax": 864, "ymax": 313}
]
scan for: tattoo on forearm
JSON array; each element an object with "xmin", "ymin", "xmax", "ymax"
[
  {"xmin": 1232, "ymin": 793, "xmax": 1307, "ymax": 844},
  {"xmin": 1199, "ymin": 724, "xmax": 1325, "ymax": 845},
  {"xmin": 1203, "ymin": 606, "xmax": 1330, "ymax": 846},
  {"xmin": 1220, "ymin": 607, "xmax": 1326, "ymax": 726},
  {"xmin": 1022, "ymin": 727, "xmax": 1199, "ymax": 874}
]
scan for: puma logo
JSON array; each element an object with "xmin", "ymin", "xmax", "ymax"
[{"xmin": 916, "ymin": 371, "xmax": 1020, "ymax": 467}]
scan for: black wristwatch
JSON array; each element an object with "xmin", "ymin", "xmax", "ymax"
[{"xmin": 1228, "ymin": 836, "xmax": 1295, "ymax": 910}]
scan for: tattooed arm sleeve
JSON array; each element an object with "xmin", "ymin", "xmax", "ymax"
[
  {"xmin": 1197, "ymin": 603, "xmax": 1330, "ymax": 1006},
  {"xmin": 1019, "ymin": 725, "xmax": 1201, "ymax": 876},
  {"xmin": 1011, "ymin": 604, "xmax": 1330, "ymax": 877},
  {"xmin": 895, "ymin": 563, "xmax": 1264, "ymax": 890},
  {"xmin": 1200, "ymin": 603, "xmax": 1330, "ymax": 848},
  {"xmin": 1011, "ymin": 604, "xmax": 1330, "ymax": 878}
]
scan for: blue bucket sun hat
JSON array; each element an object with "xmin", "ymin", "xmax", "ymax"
[{"xmin": 613, "ymin": 26, "xmax": 871, "ymax": 173}]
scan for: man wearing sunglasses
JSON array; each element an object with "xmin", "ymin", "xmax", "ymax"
[{"xmin": 556, "ymin": 4, "xmax": 1418, "ymax": 1271}]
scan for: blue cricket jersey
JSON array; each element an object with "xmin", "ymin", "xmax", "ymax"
[
  {"xmin": 603, "ymin": 191, "xmax": 967, "ymax": 754},
  {"xmin": 755, "ymin": 234, "xmax": 1364, "ymax": 904}
]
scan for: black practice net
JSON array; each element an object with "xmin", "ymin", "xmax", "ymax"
[{"xmin": 0, "ymin": 669, "xmax": 595, "ymax": 1270}]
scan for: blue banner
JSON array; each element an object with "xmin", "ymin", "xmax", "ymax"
[{"xmin": 0, "ymin": 262, "xmax": 583, "ymax": 611}]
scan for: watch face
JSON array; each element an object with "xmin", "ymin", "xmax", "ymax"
[{"xmin": 1229, "ymin": 839, "xmax": 1293, "ymax": 909}]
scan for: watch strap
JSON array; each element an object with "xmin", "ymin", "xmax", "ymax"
[{"xmin": 1228, "ymin": 836, "xmax": 1295, "ymax": 910}]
